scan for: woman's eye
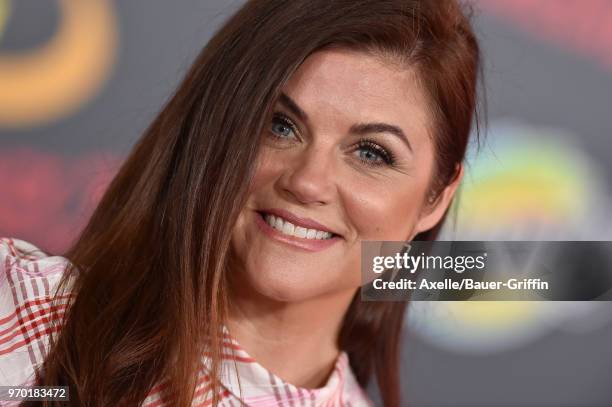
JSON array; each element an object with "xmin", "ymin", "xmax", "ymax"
[
  {"xmin": 358, "ymin": 149, "xmax": 384, "ymax": 164},
  {"xmin": 269, "ymin": 114, "xmax": 297, "ymax": 140},
  {"xmin": 355, "ymin": 139, "xmax": 395, "ymax": 167}
]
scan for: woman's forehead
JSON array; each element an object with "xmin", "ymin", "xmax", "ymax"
[{"xmin": 279, "ymin": 48, "xmax": 433, "ymax": 143}]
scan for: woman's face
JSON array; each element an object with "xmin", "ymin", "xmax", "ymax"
[{"xmin": 230, "ymin": 49, "xmax": 459, "ymax": 302}]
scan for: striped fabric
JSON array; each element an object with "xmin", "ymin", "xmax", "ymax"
[{"xmin": 0, "ymin": 238, "xmax": 374, "ymax": 406}]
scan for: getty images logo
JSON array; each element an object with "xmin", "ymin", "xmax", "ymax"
[{"xmin": 372, "ymin": 242, "xmax": 488, "ymax": 274}]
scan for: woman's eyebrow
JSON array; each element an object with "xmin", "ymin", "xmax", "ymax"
[
  {"xmin": 278, "ymin": 92, "xmax": 413, "ymax": 153},
  {"xmin": 349, "ymin": 122, "xmax": 413, "ymax": 153},
  {"xmin": 279, "ymin": 92, "xmax": 309, "ymax": 122}
]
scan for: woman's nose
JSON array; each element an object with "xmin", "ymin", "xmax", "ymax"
[{"xmin": 276, "ymin": 145, "xmax": 335, "ymax": 206}]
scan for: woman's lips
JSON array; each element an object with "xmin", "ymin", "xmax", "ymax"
[
  {"xmin": 258, "ymin": 207, "xmax": 340, "ymax": 236},
  {"xmin": 254, "ymin": 211, "xmax": 342, "ymax": 252}
]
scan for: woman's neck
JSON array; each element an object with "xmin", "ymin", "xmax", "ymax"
[{"xmin": 226, "ymin": 288, "xmax": 357, "ymax": 389}]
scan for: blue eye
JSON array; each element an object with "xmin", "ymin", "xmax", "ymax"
[
  {"xmin": 356, "ymin": 139, "xmax": 395, "ymax": 167},
  {"xmin": 358, "ymin": 149, "xmax": 383, "ymax": 163},
  {"xmin": 270, "ymin": 114, "xmax": 297, "ymax": 140}
]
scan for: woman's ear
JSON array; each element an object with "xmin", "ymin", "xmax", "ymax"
[{"xmin": 412, "ymin": 163, "xmax": 464, "ymax": 237}]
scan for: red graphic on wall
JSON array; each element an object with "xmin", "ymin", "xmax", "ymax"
[
  {"xmin": 480, "ymin": 0, "xmax": 612, "ymax": 71},
  {"xmin": 0, "ymin": 148, "xmax": 119, "ymax": 254}
]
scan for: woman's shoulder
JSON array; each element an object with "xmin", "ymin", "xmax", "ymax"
[{"xmin": 0, "ymin": 237, "xmax": 75, "ymax": 387}]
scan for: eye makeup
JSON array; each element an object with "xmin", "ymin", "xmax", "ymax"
[
  {"xmin": 268, "ymin": 112, "xmax": 299, "ymax": 141},
  {"xmin": 266, "ymin": 111, "xmax": 399, "ymax": 168},
  {"xmin": 353, "ymin": 138, "xmax": 396, "ymax": 167}
]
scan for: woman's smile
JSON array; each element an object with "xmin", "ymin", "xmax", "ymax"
[{"xmin": 254, "ymin": 209, "xmax": 344, "ymax": 252}]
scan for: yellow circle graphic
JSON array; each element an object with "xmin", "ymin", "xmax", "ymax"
[{"xmin": 0, "ymin": 0, "xmax": 118, "ymax": 127}]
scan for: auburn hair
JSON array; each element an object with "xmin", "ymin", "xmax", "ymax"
[{"xmin": 27, "ymin": 1, "xmax": 482, "ymax": 406}]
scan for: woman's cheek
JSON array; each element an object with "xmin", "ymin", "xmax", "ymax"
[
  {"xmin": 250, "ymin": 153, "xmax": 275, "ymax": 189},
  {"xmin": 341, "ymin": 182, "xmax": 418, "ymax": 242}
]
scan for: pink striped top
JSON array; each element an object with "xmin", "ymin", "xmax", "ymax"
[{"xmin": 0, "ymin": 237, "xmax": 374, "ymax": 406}]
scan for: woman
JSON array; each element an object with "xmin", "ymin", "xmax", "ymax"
[{"xmin": 0, "ymin": 0, "xmax": 482, "ymax": 405}]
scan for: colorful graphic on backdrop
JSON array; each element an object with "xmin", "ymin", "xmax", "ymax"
[
  {"xmin": 0, "ymin": 0, "xmax": 118, "ymax": 127},
  {"xmin": 479, "ymin": 0, "xmax": 612, "ymax": 72},
  {"xmin": 0, "ymin": 148, "xmax": 119, "ymax": 254},
  {"xmin": 455, "ymin": 120, "xmax": 610, "ymax": 240},
  {"xmin": 409, "ymin": 119, "xmax": 612, "ymax": 353},
  {"xmin": 0, "ymin": 0, "xmax": 9, "ymax": 40}
]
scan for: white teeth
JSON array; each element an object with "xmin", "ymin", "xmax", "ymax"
[
  {"xmin": 263, "ymin": 214, "xmax": 333, "ymax": 240},
  {"xmin": 295, "ymin": 226, "xmax": 308, "ymax": 238},
  {"xmin": 274, "ymin": 216, "xmax": 283, "ymax": 230},
  {"xmin": 282, "ymin": 221, "xmax": 295, "ymax": 235}
]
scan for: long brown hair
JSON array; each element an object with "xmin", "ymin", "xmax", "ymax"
[{"xmin": 30, "ymin": 1, "xmax": 482, "ymax": 406}]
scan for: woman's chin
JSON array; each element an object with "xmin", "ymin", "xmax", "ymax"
[
  {"xmin": 232, "ymin": 264, "xmax": 342, "ymax": 304},
  {"xmin": 245, "ymin": 273, "xmax": 327, "ymax": 303}
]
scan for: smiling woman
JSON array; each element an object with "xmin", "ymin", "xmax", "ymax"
[{"xmin": 0, "ymin": 0, "xmax": 481, "ymax": 406}]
